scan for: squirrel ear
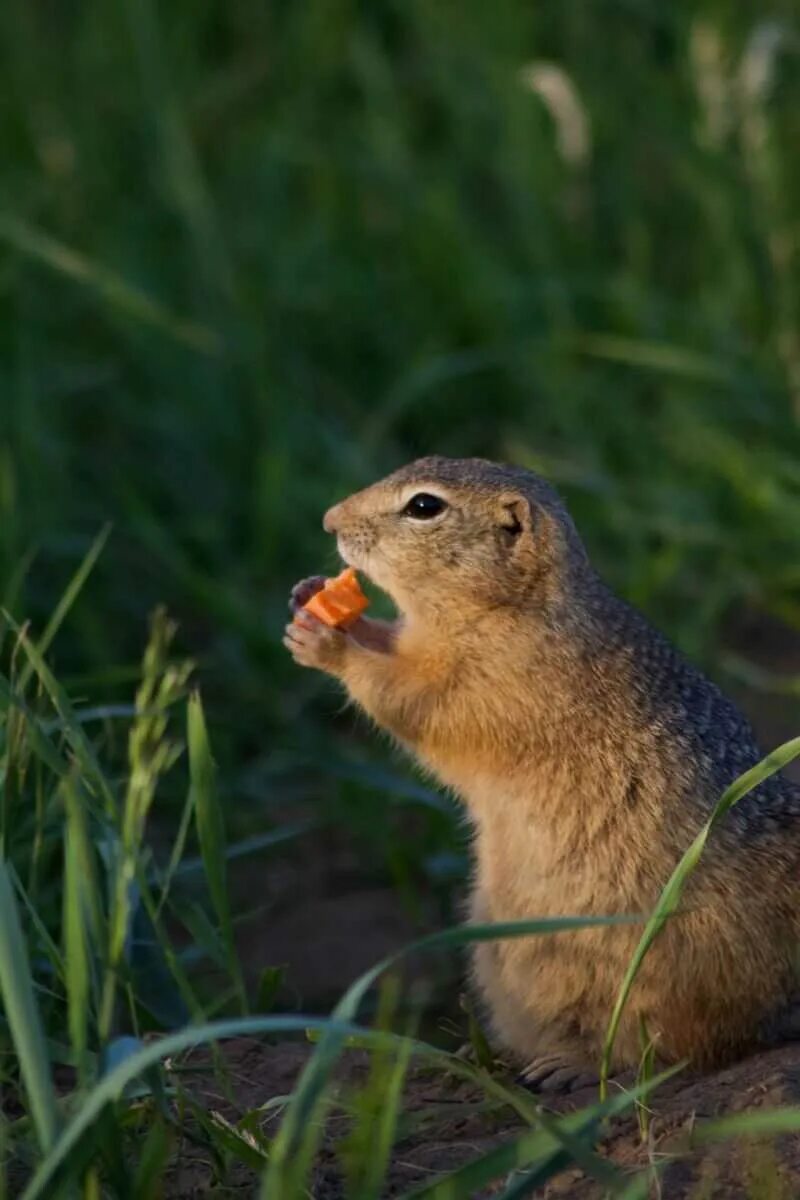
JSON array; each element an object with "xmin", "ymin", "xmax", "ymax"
[{"xmin": 497, "ymin": 495, "xmax": 534, "ymax": 546}]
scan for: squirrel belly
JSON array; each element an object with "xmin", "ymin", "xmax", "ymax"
[{"xmin": 286, "ymin": 455, "xmax": 800, "ymax": 1076}]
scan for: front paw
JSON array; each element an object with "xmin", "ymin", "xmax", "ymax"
[{"xmin": 284, "ymin": 611, "xmax": 348, "ymax": 675}]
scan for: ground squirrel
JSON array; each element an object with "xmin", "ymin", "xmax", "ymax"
[{"xmin": 284, "ymin": 455, "xmax": 800, "ymax": 1089}]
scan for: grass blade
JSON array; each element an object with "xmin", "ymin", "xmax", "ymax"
[
  {"xmin": 570, "ymin": 333, "xmax": 734, "ymax": 382},
  {"xmin": 153, "ymin": 783, "xmax": 195, "ymax": 918},
  {"xmin": 0, "ymin": 858, "xmax": 59, "ymax": 1153},
  {"xmin": 16, "ymin": 524, "xmax": 112, "ymax": 697},
  {"xmin": 62, "ymin": 777, "xmax": 103, "ymax": 1087},
  {"xmin": 337, "ymin": 978, "xmax": 413, "ymax": 1200},
  {"xmin": 187, "ymin": 691, "xmax": 247, "ymax": 1013},
  {"xmin": 0, "ymin": 213, "xmax": 220, "ymax": 353},
  {"xmin": 63, "ymin": 812, "xmax": 92, "ymax": 1087},
  {"xmin": 691, "ymin": 1107, "xmax": 800, "ymax": 1143},
  {"xmin": 132, "ymin": 1119, "xmax": 173, "ymax": 1199}
]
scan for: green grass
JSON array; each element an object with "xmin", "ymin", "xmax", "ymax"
[{"xmin": 1, "ymin": 0, "xmax": 800, "ymax": 1194}]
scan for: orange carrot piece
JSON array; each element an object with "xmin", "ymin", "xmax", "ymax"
[{"xmin": 300, "ymin": 567, "xmax": 369, "ymax": 628}]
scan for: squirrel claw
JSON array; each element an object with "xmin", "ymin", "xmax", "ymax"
[
  {"xmin": 517, "ymin": 1056, "xmax": 599, "ymax": 1095},
  {"xmin": 289, "ymin": 575, "xmax": 327, "ymax": 614}
]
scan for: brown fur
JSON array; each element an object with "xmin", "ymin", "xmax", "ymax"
[{"xmin": 285, "ymin": 456, "xmax": 800, "ymax": 1075}]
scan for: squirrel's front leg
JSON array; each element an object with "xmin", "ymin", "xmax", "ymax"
[{"xmin": 284, "ymin": 583, "xmax": 429, "ymax": 743}]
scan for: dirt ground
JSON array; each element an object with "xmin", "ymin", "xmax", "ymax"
[{"xmin": 164, "ymin": 1036, "xmax": 800, "ymax": 1198}]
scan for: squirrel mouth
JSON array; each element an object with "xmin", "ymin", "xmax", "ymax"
[
  {"xmin": 337, "ymin": 538, "xmax": 370, "ymax": 582},
  {"xmin": 337, "ymin": 539, "xmax": 386, "ymax": 598}
]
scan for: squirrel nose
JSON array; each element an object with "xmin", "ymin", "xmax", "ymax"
[{"xmin": 323, "ymin": 502, "xmax": 342, "ymax": 533}]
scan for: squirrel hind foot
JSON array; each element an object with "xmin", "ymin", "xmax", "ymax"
[{"xmin": 516, "ymin": 1054, "xmax": 600, "ymax": 1095}]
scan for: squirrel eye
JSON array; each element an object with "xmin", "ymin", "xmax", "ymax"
[{"xmin": 402, "ymin": 493, "xmax": 447, "ymax": 520}]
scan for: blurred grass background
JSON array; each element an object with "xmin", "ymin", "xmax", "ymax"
[{"xmin": 2, "ymin": 0, "xmax": 800, "ymax": 945}]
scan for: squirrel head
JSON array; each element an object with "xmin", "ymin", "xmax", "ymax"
[{"xmin": 323, "ymin": 456, "xmax": 593, "ymax": 626}]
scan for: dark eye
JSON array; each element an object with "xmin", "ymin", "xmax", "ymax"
[{"xmin": 402, "ymin": 492, "xmax": 447, "ymax": 520}]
